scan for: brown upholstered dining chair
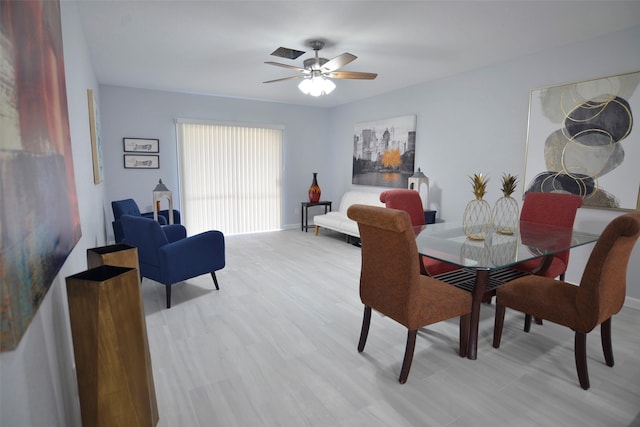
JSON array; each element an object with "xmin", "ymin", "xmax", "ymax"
[
  {"xmin": 379, "ymin": 189, "xmax": 459, "ymax": 277},
  {"xmin": 493, "ymin": 211, "xmax": 640, "ymax": 390},
  {"xmin": 347, "ymin": 204, "xmax": 472, "ymax": 384}
]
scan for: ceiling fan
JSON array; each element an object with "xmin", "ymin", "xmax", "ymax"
[{"xmin": 263, "ymin": 40, "xmax": 377, "ymax": 96}]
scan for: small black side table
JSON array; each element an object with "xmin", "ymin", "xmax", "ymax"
[
  {"xmin": 424, "ymin": 210, "xmax": 437, "ymax": 224},
  {"xmin": 301, "ymin": 201, "xmax": 332, "ymax": 232}
]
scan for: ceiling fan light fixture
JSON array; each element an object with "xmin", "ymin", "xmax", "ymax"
[
  {"xmin": 298, "ymin": 78, "xmax": 312, "ymax": 95},
  {"xmin": 322, "ymin": 78, "xmax": 336, "ymax": 94},
  {"xmin": 298, "ymin": 75, "xmax": 336, "ymax": 97},
  {"xmin": 267, "ymin": 39, "xmax": 375, "ymax": 96}
]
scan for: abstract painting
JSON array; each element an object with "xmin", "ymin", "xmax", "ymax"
[
  {"xmin": 524, "ymin": 71, "xmax": 640, "ymax": 210},
  {"xmin": 352, "ymin": 115, "xmax": 416, "ymax": 188},
  {"xmin": 1, "ymin": 0, "xmax": 82, "ymax": 351}
]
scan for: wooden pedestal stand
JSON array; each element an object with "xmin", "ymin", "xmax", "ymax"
[
  {"xmin": 87, "ymin": 243, "xmax": 140, "ymax": 270},
  {"xmin": 67, "ymin": 251, "xmax": 158, "ymax": 426}
]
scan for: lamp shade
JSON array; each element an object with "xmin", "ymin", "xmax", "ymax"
[
  {"xmin": 153, "ymin": 179, "xmax": 170, "ymax": 192},
  {"xmin": 298, "ymin": 76, "xmax": 336, "ymax": 97}
]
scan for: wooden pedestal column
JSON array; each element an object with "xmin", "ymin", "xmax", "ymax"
[
  {"xmin": 66, "ymin": 265, "xmax": 158, "ymax": 427},
  {"xmin": 87, "ymin": 243, "xmax": 140, "ymax": 270}
]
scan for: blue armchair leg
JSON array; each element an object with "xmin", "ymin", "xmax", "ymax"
[
  {"xmin": 211, "ymin": 272, "xmax": 220, "ymax": 290},
  {"xmin": 166, "ymin": 284, "xmax": 172, "ymax": 309}
]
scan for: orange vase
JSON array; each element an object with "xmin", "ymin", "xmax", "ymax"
[{"xmin": 308, "ymin": 172, "xmax": 321, "ymax": 202}]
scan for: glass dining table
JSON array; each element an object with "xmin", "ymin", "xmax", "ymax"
[{"xmin": 414, "ymin": 220, "xmax": 600, "ymax": 360}]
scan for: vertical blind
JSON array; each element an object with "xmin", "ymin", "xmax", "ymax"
[{"xmin": 176, "ymin": 121, "xmax": 283, "ymax": 235}]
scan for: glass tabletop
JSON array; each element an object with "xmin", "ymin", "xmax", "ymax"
[{"xmin": 414, "ymin": 220, "xmax": 600, "ymax": 270}]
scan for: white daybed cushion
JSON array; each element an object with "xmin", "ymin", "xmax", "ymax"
[{"xmin": 314, "ymin": 191, "xmax": 384, "ymax": 237}]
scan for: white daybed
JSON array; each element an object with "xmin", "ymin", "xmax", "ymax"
[{"xmin": 314, "ymin": 190, "xmax": 384, "ymax": 238}]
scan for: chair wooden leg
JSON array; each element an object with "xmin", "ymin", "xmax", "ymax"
[
  {"xmin": 358, "ymin": 306, "xmax": 372, "ymax": 353},
  {"xmin": 166, "ymin": 284, "xmax": 172, "ymax": 309},
  {"xmin": 419, "ymin": 256, "xmax": 429, "ymax": 276},
  {"xmin": 493, "ymin": 304, "xmax": 505, "ymax": 348},
  {"xmin": 459, "ymin": 314, "xmax": 470, "ymax": 357},
  {"xmin": 211, "ymin": 272, "xmax": 220, "ymax": 290},
  {"xmin": 601, "ymin": 318, "xmax": 614, "ymax": 367},
  {"xmin": 399, "ymin": 330, "xmax": 417, "ymax": 384},
  {"xmin": 482, "ymin": 288, "xmax": 496, "ymax": 304},
  {"xmin": 575, "ymin": 331, "xmax": 590, "ymax": 390}
]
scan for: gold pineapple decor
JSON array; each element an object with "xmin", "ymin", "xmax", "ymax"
[
  {"xmin": 471, "ymin": 173, "xmax": 489, "ymax": 200},
  {"xmin": 463, "ymin": 173, "xmax": 492, "ymax": 240},
  {"xmin": 492, "ymin": 173, "xmax": 520, "ymax": 235},
  {"xmin": 500, "ymin": 174, "xmax": 517, "ymax": 198}
]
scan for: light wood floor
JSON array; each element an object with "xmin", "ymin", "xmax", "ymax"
[{"xmin": 141, "ymin": 229, "xmax": 640, "ymax": 427}]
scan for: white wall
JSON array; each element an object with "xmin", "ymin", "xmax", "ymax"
[
  {"xmin": 328, "ymin": 25, "xmax": 640, "ymax": 298},
  {"xmin": 0, "ymin": 2, "xmax": 107, "ymax": 427},
  {"xmin": 100, "ymin": 86, "xmax": 331, "ymax": 240}
]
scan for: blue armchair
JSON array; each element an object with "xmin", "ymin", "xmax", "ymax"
[
  {"xmin": 120, "ymin": 215, "xmax": 225, "ymax": 308},
  {"xmin": 112, "ymin": 198, "xmax": 181, "ymax": 243}
]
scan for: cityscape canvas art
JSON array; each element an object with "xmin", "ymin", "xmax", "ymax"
[{"xmin": 352, "ymin": 115, "xmax": 416, "ymax": 188}]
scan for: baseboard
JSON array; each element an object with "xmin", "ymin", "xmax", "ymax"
[{"xmin": 625, "ymin": 296, "xmax": 640, "ymax": 310}]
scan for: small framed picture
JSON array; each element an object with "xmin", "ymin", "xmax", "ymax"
[
  {"xmin": 123, "ymin": 137, "xmax": 159, "ymax": 153},
  {"xmin": 124, "ymin": 154, "xmax": 159, "ymax": 169}
]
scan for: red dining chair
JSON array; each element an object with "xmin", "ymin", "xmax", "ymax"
[
  {"xmin": 380, "ymin": 189, "xmax": 459, "ymax": 276},
  {"xmin": 515, "ymin": 191, "xmax": 583, "ymax": 280},
  {"xmin": 512, "ymin": 192, "xmax": 583, "ymax": 329},
  {"xmin": 493, "ymin": 211, "xmax": 640, "ymax": 389}
]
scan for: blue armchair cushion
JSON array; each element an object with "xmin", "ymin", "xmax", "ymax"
[
  {"xmin": 159, "ymin": 230, "xmax": 225, "ymax": 284},
  {"xmin": 163, "ymin": 224, "xmax": 187, "ymax": 243},
  {"xmin": 157, "ymin": 209, "xmax": 181, "ymax": 226},
  {"xmin": 120, "ymin": 215, "xmax": 225, "ymax": 287},
  {"xmin": 112, "ymin": 198, "xmax": 182, "ymax": 243}
]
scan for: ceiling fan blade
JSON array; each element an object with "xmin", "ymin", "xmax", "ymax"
[
  {"xmin": 263, "ymin": 75, "xmax": 305, "ymax": 84},
  {"xmin": 265, "ymin": 61, "xmax": 308, "ymax": 73},
  {"xmin": 321, "ymin": 53, "xmax": 357, "ymax": 72},
  {"xmin": 327, "ymin": 71, "xmax": 377, "ymax": 80}
]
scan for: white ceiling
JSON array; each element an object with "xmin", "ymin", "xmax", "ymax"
[{"xmin": 74, "ymin": 1, "xmax": 640, "ymax": 108}]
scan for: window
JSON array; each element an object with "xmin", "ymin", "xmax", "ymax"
[{"xmin": 176, "ymin": 121, "xmax": 283, "ymax": 235}]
